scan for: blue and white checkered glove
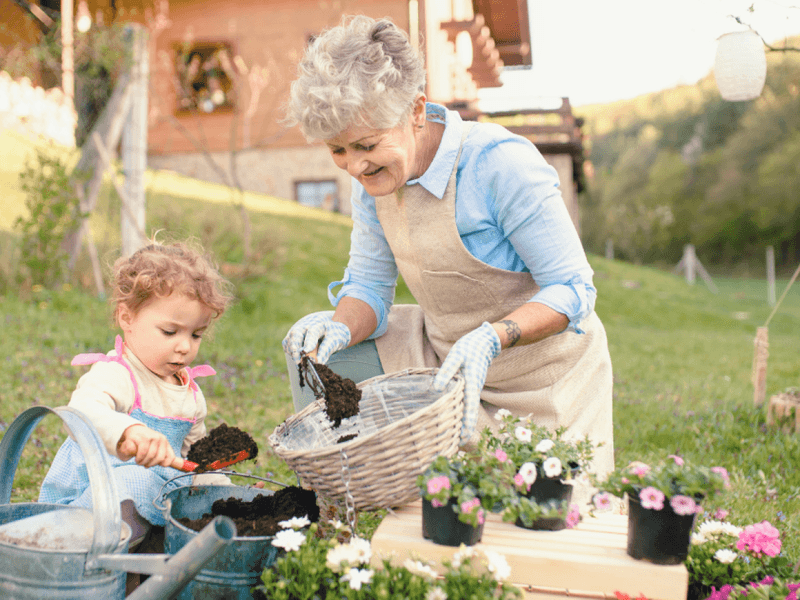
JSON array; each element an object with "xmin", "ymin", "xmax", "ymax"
[
  {"xmin": 282, "ymin": 311, "xmax": 352, "ymax": 365},
  {"xmin": 432, "ymin": 322, "xmax": 502, "ymax": 444}
]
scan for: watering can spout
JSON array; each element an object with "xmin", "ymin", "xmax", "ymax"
[{"xmin": 124, "ymin": 515, "xmax": 236, "ymax": 600}]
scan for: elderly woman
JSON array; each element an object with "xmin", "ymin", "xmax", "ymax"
[{"xmin": 282, "ymin": 15, "xmax": 614, "ymax": 475}]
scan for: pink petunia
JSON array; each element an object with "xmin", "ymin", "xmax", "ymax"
[
  {"xmin": 514, "ymin": 473, "xmax": 525, "ymax": 489},
  {"xmin": 669, "ymin": 495, "xmax": 697, "ymax": 516},
  {"xmin": 714, "ymin": 508, "xmax": 729, "ymax": 520},
  {"xmin": 639, "ymin": 486, "xmax": 665, "ymax": 511},
  {"xmin": 426, "ymin": 475, "xmax": 451, "ymax": 495},
  {"xmin": 667, "ymin": 454, "xmax": 685, "ymax": 466},
  {"xmin": 627, "ymin": 461, "xmax": 650, "ymax": 477},
  {"xmin": 566, "ymin": 503, "xmax": 580, "ymax": 528},
  {"xmin": 460, "ymin": 498, "xmax": 481, "ymax": 515},
  {"xmin": 494, "ymin": 448, "xmax": 508, "ymax": 463},
  {"xmin": 711, "ymin": 466, "xmax": 731, "ymax": 488},
  {"xmin": 431, "ymin": 498, "xmax": 444, "ymax": 508},
  {"xmin": 477, "ymin": 508, "xmax": 486, "ymax": 525},
  {"xmin": 593, "ymin": 492, "xmax": 612, "ymax": 511}
]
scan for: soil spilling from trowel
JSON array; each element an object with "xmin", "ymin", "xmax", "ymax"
[
  {"xmin": 176, "ymin": 485, "xmax": 320, "ymax": 537},
  {"xmin": 298, "ymin": 356, "xmax": 361, "ymax": 427},
  {"xmin": 186, "ymin": 422, "xmax": 259, "ymax": 472}
]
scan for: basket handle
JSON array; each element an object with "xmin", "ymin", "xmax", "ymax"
[{"xmin": 0, "ymin": 406, "xmax": 122, "ymax": 570}]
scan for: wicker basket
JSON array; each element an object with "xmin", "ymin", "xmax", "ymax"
[{"xmin": 268, "ymin": 368, "xmax": 464, "ymax": 510}]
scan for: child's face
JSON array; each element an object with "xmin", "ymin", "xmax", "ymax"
[{"xmin": 118, "ymin": 293, "xmax": 214, "ymax": 383}]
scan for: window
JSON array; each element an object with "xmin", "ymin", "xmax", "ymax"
[
  {"xmin": 295, "ymin": 180, "xmax": 339, "ymax": 211},
  {"xmin": 175, "ymin": 43, "xmax": 235, "ymax": 113}
]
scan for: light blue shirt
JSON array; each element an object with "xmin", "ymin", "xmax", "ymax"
[{"xmin": 328, "ymin": 103, "xmax": 597, "ymax": 338}]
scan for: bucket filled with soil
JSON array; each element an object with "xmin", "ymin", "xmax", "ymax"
[{"xmin": 157, "ymin": 478, "xmax": 319, "ymax": 600}]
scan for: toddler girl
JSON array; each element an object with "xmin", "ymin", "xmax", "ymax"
[{"xmin": 39, "ymin": 239, "xmax": 235, "ymax": 550}]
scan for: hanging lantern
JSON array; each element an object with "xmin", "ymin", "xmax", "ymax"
[{"xmin": 714, "ymin": 29, "xmax": 767, "ymax": 101}]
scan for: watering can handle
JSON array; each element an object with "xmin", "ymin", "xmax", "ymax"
[
  {"xmin": 0, "ymin": 406, "xmax": 122, "ymax": 568},
  {"xmin": 152, "ymin": 470, "xmax": 288, "ymax": 512}
]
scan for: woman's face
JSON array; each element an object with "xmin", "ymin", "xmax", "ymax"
[{"xmin": 325, "ymin": 102, "xmax": 426, "ymax": 197}]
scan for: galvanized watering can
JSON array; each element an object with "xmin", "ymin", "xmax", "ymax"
[
  {"xmin": 0, "ymin": 406, "xmax": 236, "ymax": 600},
  {"xmin": 155, "ymin": 472, "xmax": 284, "ymax": 600}
]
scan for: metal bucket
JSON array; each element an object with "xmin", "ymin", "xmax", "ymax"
[
  {"xmin": 0, "ymin": 406, "xmax": 130, "ymax": 600},
  {"xmin": 156, "ymin": 477, "xmax": 282, "ymax": 600}
]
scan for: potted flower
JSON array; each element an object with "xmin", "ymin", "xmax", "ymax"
[
  {"xmin": 593, "ymin": 455, "xmax": 730, "ymax": 565},
  {"xmin": 686, "ymin": 516, "xmax": 795, "ymax": 600},
  {"xmin": 479, "ymin": 410, "xmax": 596, "ymax": 531},
  {"xmin": 416, "ymin": 450, "xmax": 508, "ymax": 546}
]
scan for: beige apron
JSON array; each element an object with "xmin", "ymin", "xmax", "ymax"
[{"xmin": 373, "ymin": 123, "xmax": 614, "ymax": 476}]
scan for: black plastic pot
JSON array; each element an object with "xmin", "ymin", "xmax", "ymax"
[
  {"xmin": 626, "ymin": 494, "xmax": 697, "ymax": 565},
  {"xmin": 421, "ymin": 498, "xmax": 484, "ymax": 547},
  {"xmin": 515, "ymin": 475, "xmax": 574, "ymax": 531}
]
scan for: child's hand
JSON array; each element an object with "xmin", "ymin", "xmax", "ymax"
[{"xmin": 117, "ymin": 424, "xmax": 184, "ymax": 469}]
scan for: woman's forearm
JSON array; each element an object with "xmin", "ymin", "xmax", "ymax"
[
  {"xmin": 491, "ymin": 302, "xmax": 569, "ymax": 350},
  {"xmin": 333, "ymin": 296, "xmax": 379, "ymax": 347}
]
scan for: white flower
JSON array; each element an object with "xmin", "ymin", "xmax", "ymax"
[
  {"xmin": 340, "ymin": 567, "xmax": 373, "ymax": 590},
  {"xmin": 514, "ymin": 426, "xmax": 532, "ymax": 442},
  {"xmin": 327, "ymin": 519, "xmax": 346, "ymax": 530},
  {"xmin": 494, "ymin": 408, "xmax": 512, "ymax": 420},
  {"xmin": 519, "ymin": 462, "xmax": 538, "ymax": 486},
  {"xmin": 278, "ymin": 515, "xmax": 310, "ymax": 530},
  {"xmin": 535, "ymin": 439, "xmax": 554, "ymax": 453},
  {"xmin": 403, "ymin": 558, "xmax": 439, "ymax": 580},
  {"xmin": 697, "ymin": 520, "xmax": 742, "ymax": 539},
  {"xmin": 542, "ymin": 456, "xmax": 562, "ymax": 478},
  {"xmin": 451, "ymin": 544, "xmax": 476, "ymax": 568},
  {"xmin": 426, "ymin": 586, "xmax": 448, "ymax": 600},
  {"xmin": 271, "ymin": 528, "xmax": 306, "ymax": 552},
  {"xmin": 484, "ymin": 550, "xmax": 512, "ymax": 582},
  {"xmin": 690, "ymin": 532, "xmax": 706, "ymax": 545},
  {"xmin": 348, "ymin": 536, "xmax": 372, "ymax": 564},
  {"xmin": 714, "ymin": 549, "xmax": 738, "ymax": 564}
]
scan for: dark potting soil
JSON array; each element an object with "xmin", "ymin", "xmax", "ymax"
[
  {"xmin": 176, "ymin": 486, "xmax": 320, "ymax": 537},
  {"xmin": 298, "ymin": 356, "xmax": 361, "ymax": 427},
  {"xmin": 186, "ymin": 423, "xmax": 259, "ymax": 472}
]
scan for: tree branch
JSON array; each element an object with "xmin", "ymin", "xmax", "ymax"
[{"xmin": 732, "ymin": 15, "xmax": 800, "ymax": 52}]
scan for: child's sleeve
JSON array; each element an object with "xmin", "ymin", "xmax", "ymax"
[{"xmin": 68, "ymin": 361, "xmax": 142, "ymax": 457}]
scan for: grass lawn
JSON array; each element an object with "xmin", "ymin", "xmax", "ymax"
[{"xmin": 1, "ymin": 132, "xmax": 799, "ymax": 564}]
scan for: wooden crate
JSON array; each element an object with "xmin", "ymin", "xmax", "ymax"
[{"xmin": 369, "ymin": 501, "xmax": 688, "ymax": 600}]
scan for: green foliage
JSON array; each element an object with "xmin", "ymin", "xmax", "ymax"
[
  {"xmin": 254, "ymin": 523, "xmax": 521, "ymax": 600},
  {"xmin": 14, "ymin": 147, "xmax": 84, "ymax": 287},
  {"xmin": 579, "ymin": 41, "xmax": 800, "ymax": 270}
]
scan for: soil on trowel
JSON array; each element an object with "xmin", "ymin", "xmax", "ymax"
[
  {"xmin": 299, "ymin": 356, "xmax": 361, "ymax": 427},
  {"xmin": 176, "ymin": 486, "xmax": 320, "ymax": 537},
  {"xmin": 186, "ymin": 423, "xmax": 259, "ymax": 472}
]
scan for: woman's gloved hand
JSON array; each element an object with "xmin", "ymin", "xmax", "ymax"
[
  {"xmin": 282, "ymin": 311, "xmax": 352, "ymax": 364},
  {"xmin": 432, "ymin": 322, "xmax": 502, "ymax": 444}
]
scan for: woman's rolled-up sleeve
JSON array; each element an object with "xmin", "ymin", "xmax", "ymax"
[{"xmin": 327, "ymin": 183, "xmax": 399, "ymax": 338}]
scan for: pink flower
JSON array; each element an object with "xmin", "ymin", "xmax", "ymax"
[
  {"xmin": 460, "ymin": 498, "xmax": 481, "ymax": 516},
  {"xmin": 494, "ymin": 448, "xmax": 508, "ymax": 463},
  {"xmin": 431, "ymin": 498, "xmax": 444, "ymax": 508},
  {"xmin": 477, "ymin": 508, "xmax": 486, "ymax": 525},
  {"xmin": 426, "ymin": 475, "xmax": 451, "ymax": 495},
  {"xmin": 593, "ymin": 492, "xmax": 612, "ymax": 511},
  {"xmin": 667, "ymin": 454, "xmax": 684, "ymax": 466},
  {"xmin": 566, "ymin": 503, "xmax": 580, "ymax": 528},
  {"xmin": 714, "ymin": 508, "xmax": 729, "ymax": 520},
  {"xmin": 621, "ymin": 477, "xmax": 629, "ymax": 484},
  {"xmin": 514, "ymin": 473, "xmax": 525, "ymax": 488},
  {"xmin": 736, "ymin": 521, "xmax": 781, "ymax": 557},
  {"xmin": 669, "ymin": 495, "xmax": 697, "ymax": 516},
  {"xmin": 639, "ymin": 486, "xmax": 665, "ymax": 511},
  {"xmin": 711, "ymin": 466, "xmax": 731, "ymax": 488},
  {"xmin": 627, "ymin": 461, "xmax": 650, "ymax": 477}
]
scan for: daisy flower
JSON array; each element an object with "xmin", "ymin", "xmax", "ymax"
[
  {"xmin": 271, "ymin": 528, "xmax": 306, "ymax": 552},
  {"xmin": 426, "ymin": 587, "xmax": 448, "ymax": 600},
  {"xmin": 278, "ymin": 515, "xmax": 310, "ymax": 530},
  {"xmin": 403, "ymin": 559, "xmax": 439, "ymax": 580},
  {"xmin": 340, "ymin": 567, "xmax": 373, "ymax": 590},
  {"xmin": 494, "ymin": 408, "xmax": 512, "ymax": 420},
  {"xmin": 714, "ymin": 549, "xmax": 738, "ymax": 564},
  {"xmin": 484, "ymin": 550, "xmax": 512, "ymax": 582}
]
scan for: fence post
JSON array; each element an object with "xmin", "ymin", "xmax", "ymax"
[
  {"xmin": 121, "ymin": 24, "xmax": 149, "ymax": 257},
  {"xmin": 605, "ymin": 239, "xmax": 614, "ymax": 260}
]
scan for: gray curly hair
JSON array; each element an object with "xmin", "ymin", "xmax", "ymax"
[{"xmin": 287, "ymin": 15, "xmax": 426, "ymax": 140}]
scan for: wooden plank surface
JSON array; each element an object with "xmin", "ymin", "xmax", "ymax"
[{"xmin": 370, "ymin": 501, "xmax": 688, "ymax": 600}]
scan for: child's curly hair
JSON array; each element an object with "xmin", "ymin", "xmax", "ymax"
[{"xmin": 111, "ymin": 239, "xmax": 234, "ymax": 325}]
